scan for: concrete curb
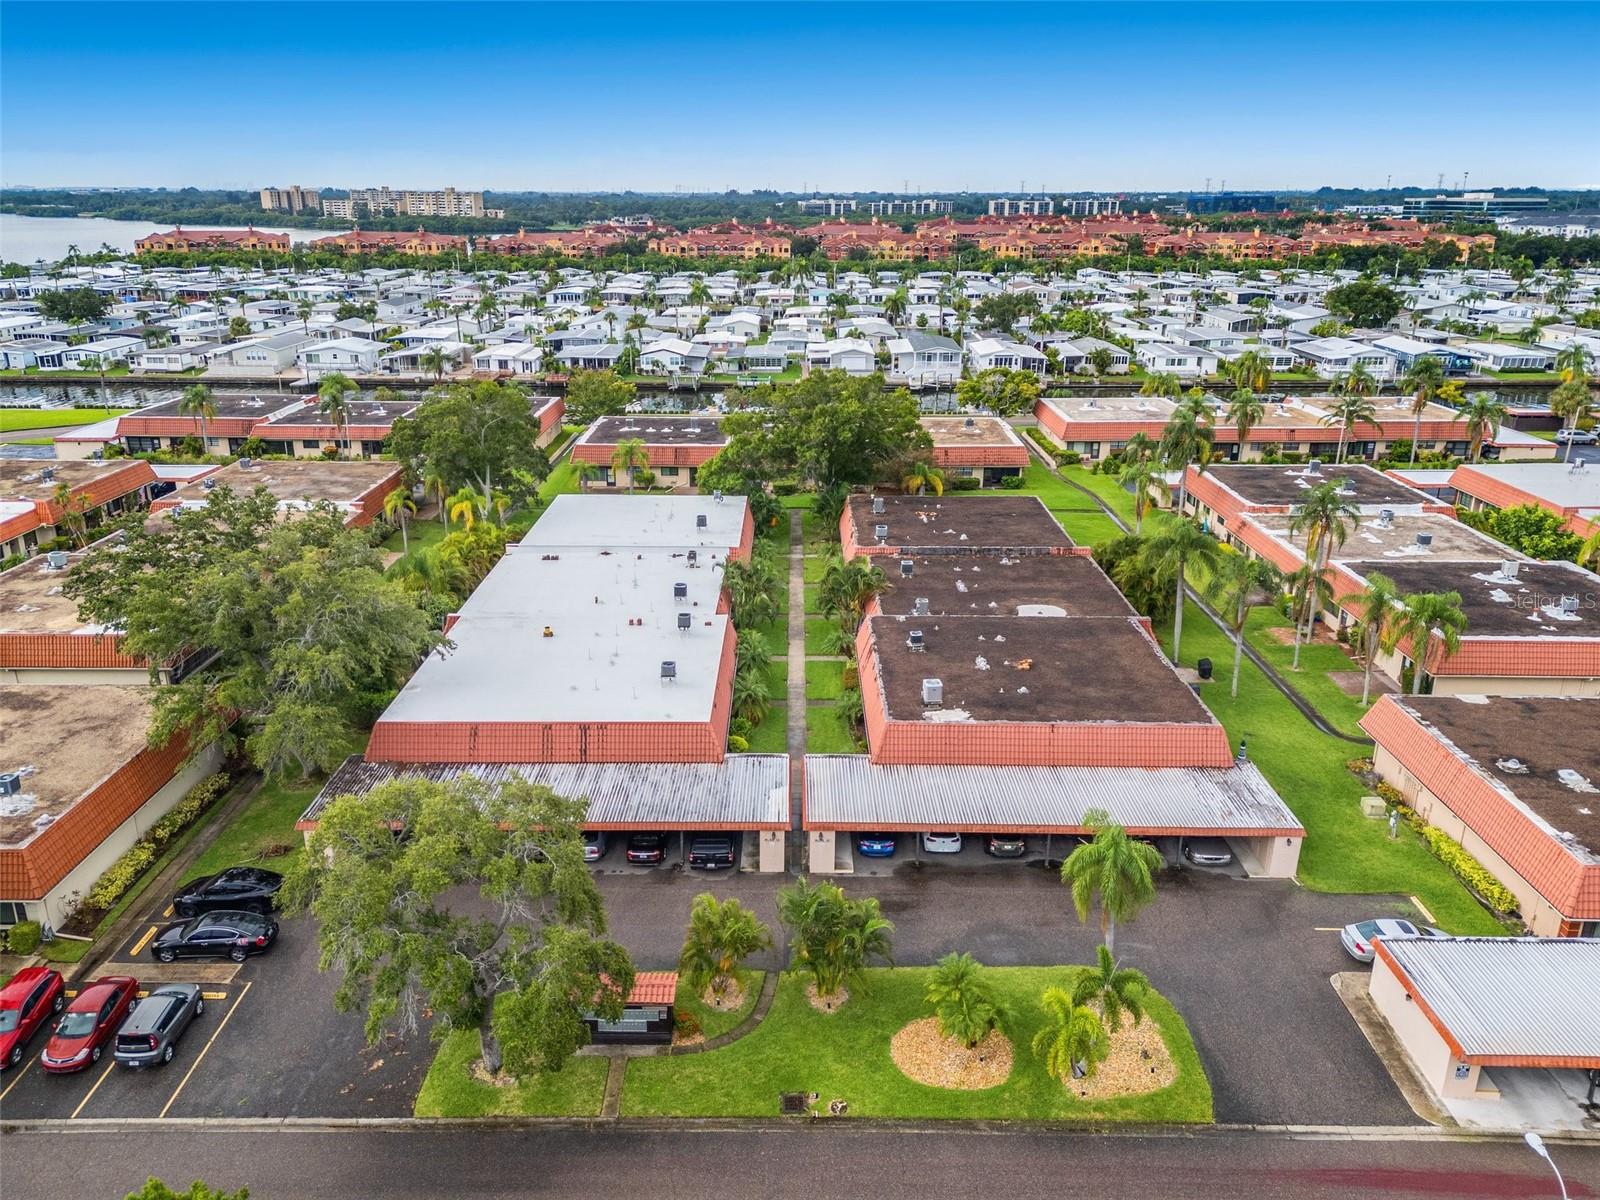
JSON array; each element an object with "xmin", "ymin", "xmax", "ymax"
[{"xmin": 6, "ymin": 1116, "xmax": 1598, "ymax": 1143}]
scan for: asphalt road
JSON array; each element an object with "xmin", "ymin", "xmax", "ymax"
[{"xmin": 1, "ymin": 1125, "xmax": 1596, "ymax": 1200}]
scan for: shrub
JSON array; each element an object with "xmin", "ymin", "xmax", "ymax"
[
  {"xmin": 1421, "ymin": 827, "xmax": 1520, "ymax": 916},
  {"xmin": 947, "ymin": 475, "xmax": 981, "ymax": 491},
  {"xmin": 997, "ymin": 474, "xmax": 1026, "ymax": 490},
  {"xmin": 1375, "ymin": 781, "xmax": 1406, "ymax": 806},
  {"xmin": 771, "ymin": 480, "xmax": 800, "ymax": 497},
  {"xmin": 7, "ymin": 920, "xmax": 42, "ymax": 956},
  {"xmin": 1026, "ymin": 427, "xmax": 1061, "ymax": 455},
  {"xmin": 1345, "ymin": 757, "xmax": 1374, "ymax": 775},
  {"xmin": 674, "ymin": 1008, "xmax": 703, "ymax": 1040},
  {"xmin": 728, "ymin": 717, "xmax": 753, "ymax": 741},
  {"xmin": 1055, "ymin": 450, "xmax": 1082, "ymax": 466},
  {"xmin": 81, "ymin": 773, "xmax": 231, "ymax": 914},
  {"xmin": 726, "ymin": 734, "xmax": 750, "ymax": 752}
]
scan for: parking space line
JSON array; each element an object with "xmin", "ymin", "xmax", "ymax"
[
  {"xmin": 1313, "ymin": 926, "xmax": 1342, "ymax": 932},
  {"xmin": 162, "ymin": 905, "xmax": 173, "ymax": 917},
  {"xmin": 1409, "ymin": 895, "xmax": 1436, "ymax": 923},
  {"xmin": 69, "ymin": 1059, "xmax": 116, "ymax": 1119},
  {"xmin": 201, "ymin": 991, "xmax": 228, "ymax": 1000},
  {"xmin": 129, "ymin": 925, "xmax": 159, "ymax": 957},
  {"xmin": 1, "ymin": 1056, "xmax": 34, "ymax": 1101},
  {"xmin": 158, "ymin": 980, "xmax": 250, "ymax": 1119}
]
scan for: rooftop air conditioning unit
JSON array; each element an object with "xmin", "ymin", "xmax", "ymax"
[
  {"xmin": 1415, "ymin": 533, "xmax": 1432, "ymax": 547},
  {"xmin": 964, "ymin": 417, "xmax": 976, "ymax": 428},
  {"xmin": 1501, "ymin": 560, "xmax": 1520, "ymax": 580},
  {"xmin": 40, "ymin": 466, "xmax": 55, "ymax": 483},
  {"xmin": 203, "ymin": 477, "xmax": 217, "ymax": 491},
  {"xmin": 696, "ymin": 513, "xmax": 708, "ymax": 529},
  {"xmin": 1306, "ymin": 459, "xmax": 1321, "ymax": 474},
  {"xmin": 239, "ymin": 456, "xmax": 253, "ymax": 469},
  {"xmin": 913, "ymin": 597, "xmax": 930, "ymax": 616},
  {"xmin": 872, "ymin": 496, "xmax": 886, "ymax": 515},
  {"xmin": 921, "ymin": 678, "xmax": 943, "ymax": 706},
  {"xmin": 0, "ymin": 772, "xmax": 21, "ymax": 797},
  {"xmin": 677, "ymin": 612, "xmax": 692, "ymax": 631},
  {"xmin": 1560, "ymin": 594, "xmax": 1579, "ymax": 613},
  {"xmin": 673, "ymin": 581, "xmax": 688, "ymax": 601},
  {"xmin": 1377, "ymin": 508, "xmax": 1394, "ymax": 528},
  {"xmin": 874, "ymin": 523, "xmax": 889, "ymax": 542},
  {"xmin": 687, "ymin": 550, "xmax": 698, "ymax": 566},
  {"xmin": 660, "ymin": 660, "xmax": 677, "ymax": 681},
  {"xmin": 907, "ymin": 629, "xmax": 926, "ymax": 651},
  {"xmin": 713, "ymin": 489, "xmax": 723, "ymax": 502},
  {"xmin": 45, "ymin": 551, "xmax": 68, "ymax": 570},
  {"xmin": 900, "ymin": 559, "xmax": 914, "ymax": 578}
]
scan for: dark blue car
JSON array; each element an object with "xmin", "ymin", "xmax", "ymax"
[{"xmin": 856, "ymin": 833, "xmax": 896, "ymax": 858}]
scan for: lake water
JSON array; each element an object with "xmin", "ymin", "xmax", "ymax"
[{"xmin": 0, "ymin": 214, "xmax": 323, "ymax": 264}]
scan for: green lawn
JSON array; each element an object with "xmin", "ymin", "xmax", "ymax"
[
  {"xmin": 804, "ymin": 618, "xmax": 844, "ymax": 656},
  {"xmin": 803, "ymin": 582, "xmax": 821, "ymax": 614},
  {"xmin": 805, "ymin": 658, "xmax": 845, "ymax": 701},
  {"xmin": 537, "ymin": 461, "xmax": 582, "ymax": 506},
  {"xmin": 1158, "ymin": 599, "xmax": 1501, "ymax": 934},
  {"xmin": 677, "ymin": 969, "xmax": 766, "ymax": 1042},
  {"xmin": 7, "ymin": 437, "xmax": 54, "ymax": 446},
  {"xmin": 39, "ymin": 938, "xmax": 93, "ymax": 964},
  {"xmin": 767, "ymin": 657, "xmax": 789, "ymax": 700},
  {"xmin": 755, "ymin": 614, "xmax": 788, "ymax": 658},
  {"xmin": 803, "ymin": 554, "xmax": 829, "ymax": 584},
  {"xmin": 381, "ymin": 516, "xmax": 449, "ymax": 559},
  {"xmin": 806, "ymin": 705, "xmax": 860, "ymax": 754},
  {"xmin": 1002, "ymin": 463, "xmax": 1085, "ymax": 510},
  {"xmin": 414, "ymin": 1030, "xmax": 609, "ymax": 1117},
  {"xmin": 622, "ymin": 968, "xmax": 1211, "ymax": 1122},
  {"xmin": 1052, "ymin": 509, "xmax": 1123, "ymax": 547},
  {"xmin": 747, "ymin": 704, "xmax": 788, "ymax": 753},
  {"xmin": 1057, "ymin": 465, "xmax": 1138, "ymax": 523},
  {"xmin": 0, "ymin": 405, "xmax": 137, "ymax": 432},
  {"xmin": 186, "ymin": 747, "xmax": 363, "ymax": 880}
]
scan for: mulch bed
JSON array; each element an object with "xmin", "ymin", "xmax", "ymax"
[
  {"xmin": 805, "ymin": 981, "xmax": 849, "ymax": 1013},
  {"xmin": 1068, "ymin": 1010, "xmax": 1176, "ymax": 1101},
  {"xmin": 703, "ymin": 979, "xmax": 747, "ymax": 1012},
  {"xmin": 890, "ymin": 1017, "xmax": 1013, "ymax": 1091}
]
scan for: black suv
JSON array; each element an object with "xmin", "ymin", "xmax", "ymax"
[
  {"xmin": 172, "ymin": 867, "xmax": 283, "ymax": 917},
  {"xmin": 687, "ymin": 836, "xmax": 737, "ymax": 871}
]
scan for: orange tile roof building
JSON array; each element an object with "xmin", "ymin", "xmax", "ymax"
[
  {"xmin": 569, "ymin": 415, "xmax": 727, "ymax": 491},
  {"xmin": 133, "ymin": 227, "xmax": 292, "ymax": 254},
  {"xmin": 647, "ymin": 226, "xmax": 792, "ymax": 259},
  {"xmin": 0, "ymin": 686, "xmax": 222, "ymax": 930},
  {"xmin": 0, "ymin": 547, "xmax": 150, "ymax": 683},
  {"xmin": 1450, "ymin": 462, "xmax": 1600, "ymax": 539},
  {"xmin": 0, "ymin": 459, "xmax": 158, "ymax": 560},
  {"xmin": 921, "ymin": 416, "xmax": 1029, "ymax": 485},
  {"xmin": 148, "ymin": 459, "xmax": 406, "ymax": 529},
  {"xmin": 1362, "ymin": 695, "xmax": 1600, "ymax": 937},
  {"xmin": 310, "ymin": 228, "xmax": 468, "ymax": 255}
]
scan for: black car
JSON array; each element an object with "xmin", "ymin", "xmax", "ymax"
[
  {"xmin": 985, "ymin": 834, "xmax": 1027, "ymax": 859},
  {"xmin": 687, "ymin": 836, "xmax": 737, "ymax": 870},
  {"xmin": 625, "ymin": 832, "xmax": 668, "ymax": 865},
  {"xmin": 114, "ymin": 984, "xmax": 203, "ymax": 1068},
  {"xmin": 152, "ymin": 911, "xmax": 278, "ymax": 963},
  {"xmin": 172, "ymin": 867, "xmax": 283, "ymax": 918}
]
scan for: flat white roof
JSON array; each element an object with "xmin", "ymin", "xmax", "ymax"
[
  {"xmin": 381, "ymin": 546, "xmax": 730, "ymax": 726},
  {"xmin": 803, "ymin": 756, "xmax": 1303, "ymax": 835},
  {"xmin": 521, "ymin": 493, "xmax": 748, "ymax": 553},
  {"xmin": 1455, "ymin": 463, "xmax": 1600, "ymax": 510}
]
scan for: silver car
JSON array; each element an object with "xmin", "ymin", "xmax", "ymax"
[
  {"xmin": 1339, "ymin": 918, "xmax": 1448, "ymax": 963},
  {"xmin": 113, "ymin": 983, "xmax": 204, "ymax": 1067},
  {"xmin": 1182, "ymin": 837, "xmax": 1233, "ymax": 867}
]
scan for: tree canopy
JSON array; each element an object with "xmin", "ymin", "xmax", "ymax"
[
  {"xmin": 285, "ymin": 776, "xmax": 634, "ymax": 1077},
  {"xmin": 1323, "ymin": 280, "xmax": 1402, "ymax": 327},
  {"xmin": 66, "ymin": 486, "xmax": 440, "ymax": 777},
  {"xmin": 955, "ymin": 366, "xmax": 1041, "ymax": 417},
  {"xmin": 386, "ymin": 380, "xmax": 551, "ymax": 506},
  {"xmin": 716, "ymin": 369, "xmax": 928, "ymax": 491},
  {"xmin": 37, "ymin": 286, "xmax": 110, "ymax": 324},
  {"xmin": 1456, "ymin": 503, "xmax": 1583, "ymax": 562},
  {"xmin": 562, "ymin": 368, "xmax": 637, "ymax": 425}
]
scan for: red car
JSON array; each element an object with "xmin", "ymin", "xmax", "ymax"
[
  {"xmin": 0, "ymin": 966, "xmax": 66, "ymax": 1069},
  {"xmin": 40, "ymin": 976, "xmax": 138, "ymax": 1074}
]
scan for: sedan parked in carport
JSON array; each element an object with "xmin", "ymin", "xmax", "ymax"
[
  {"xmin": 1181, "ymin": 837, "xmax": 1234, "ymax": 867},
  {"xmin": 985, "ymin": 834, "xmax": 1027, "ymax": 858},
  {"xmin": 114, "ymin": 983, "xmax": 204, "ymax": 1068},
  {"xmin": 625, "ymin": 832, "xmax": 667, "ymax": 865},
  {"xmin": 921, "ymin": 832, "xmax": 963, "ymax": 854},
  {"xmin": 855, "ymin": 833, "xmax": 897, "ymax": 858}
]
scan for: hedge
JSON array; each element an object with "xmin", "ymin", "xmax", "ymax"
[
  {"xmin": 1382, "ymin": 790, "xmax": 1520, "ymax": 918},
  {"xmin": 81, "ymin": 773, "xmax": 232, "ymax": 914}
]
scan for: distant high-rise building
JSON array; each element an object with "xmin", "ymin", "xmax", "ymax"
[
  {"xmin": 259, "ymin": 185, "xmax": 321, "ymax": 214},
  {"xmin": 322, "ymin": 187, "xmax": 486, "ymax": 219},
  {"xmin": 988, "ymin": 197, "xmax": 1053, "ymax": 217},
  {"xmin": 1401, "ymin": 192, "xmax": 1549, "ymax": 218},
  {"xmin": 864, "ymin": 198, "xmax": 953, "ymax": 216},
  {"xmin": 1186, "ymin": 192, "xmax": 1277, "ymax": 214},
  {"xmin": 796, "ymin": 198, "xmax": 857, "ymax": 216},
  {"xmin": 1057, "ymin": 196, "xmax": 1122, "ymax": 217}
]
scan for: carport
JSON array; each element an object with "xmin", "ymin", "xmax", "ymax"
[
  {"xmin": 801, "ymin": 756, "xmax": 1304, "ymax": 876},
  {"xmin": 299, "ymin": 755, "xmax": 791, "ymax": 872},
  {"xmin": 1370, "ymin": 936, "xmax": 1600, "ymax": 1128}
]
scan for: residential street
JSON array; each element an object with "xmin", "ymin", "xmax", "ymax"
[{"xmin": 2, "ymin": 1125, "xmax": 1595, "ymax": 1200}]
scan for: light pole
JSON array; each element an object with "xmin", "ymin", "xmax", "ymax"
[{"xmin": 1523, "ymin": 1132, "xmax": 1568, "ymax": 1200}]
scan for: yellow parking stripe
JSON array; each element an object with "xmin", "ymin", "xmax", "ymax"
[
  {"xmin": 70, "ymin": 1057, "xmax": 116, "ymax": 1119},
  {"xmin": 0, "ymin": 1056, "xmax": 34, "ymax": 1101},
  {"xmin": 201, "ymin": 992, "xmax": 228, "ymax": 1000},
  {"xmin": 162, "ymin": 905, "xmax": 173, "ymax": 917},
  {"xmin": 129, "ymin": 925, "xmax": 159, "ymax": 957},
  {"xmin": 1314, "ymin": 926, "xmax": 1343, "ymax": 932},
  {"xmin": 1410, "ymin": 895, "xmax": 1437, "ymax": 923},
  {"xmin": 159, "ymin": 980, "xmax": 250, "ymax": 1119}
]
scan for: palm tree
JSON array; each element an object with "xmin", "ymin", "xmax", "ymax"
[
  {"xmin": 383, "ymin": 487, "xmax": 417, "ymax": 554},
  {"xmin": 1117, "ymin": 455, "xmax": 1166, "ymax": 535},
  {"xmin": 678, "ymin": 894, "xmax": 772, "ymax": 1004},
  {"xmin": 1352, "ymin": 570, "xmax": 1402, "ymax": 705},
  {"xmin": 1158, "ymin": 393, "xmax": 1214, "ymax": 515},
  {"xmin": 1032, "ymin": 988, "xmax": 1111, "ymax": 1083},
  {"xmin": 1286, "ymin": 481, "xmax": 1360, "ymax": 668},
  {"xmin": 1228, "ymin": 349, "xmax": 1271, "ymax": 394},
  {"xmin": 474, "ymin": 292, "xmax": 501, "ymax": 330},
  {"xmin": 447, "ymin": 486, "xmax": 481, "ymax": 528},
  {"xmin": 818, "ymin": 555, "xmax": 886, "ymax": 633},
  {"xmin": 1554, "ymin": 342, "xmax": 1593, "ymax": 384},
  {"xmin": 1139, "ymin": 371, "xmax": 1182, "ymax": 400},
  {"xmin": 883, "ymin": 287, "xmax": 909, "ymax": 326},
  {"xmin": 1138, "ymin": 515, "xmax": 1222, "ymax": 664},
  {"xmin": 1549, "ymin": 378, "xmax": 1594, "ymax": 463},
  {"xmin": 1458, "ymin": 394, "xmax": 1508, "ymax": 463},
  {"xmin": 419, "ymin": 345, "xmax": 452, "ymax": 383},
  {"xmin": 687, "ymin": 278, "xmax": 711, "ymax": 308},
  {"xmin": 177, "ymin": 384, "xmax": 217, "ymax": 457},
  {"xmin": 900, "ymin": 459, "xmax": 945, "ymax": 496},
  {"xmin": 610, "ymin": 437, "xmax": 649, "ymax": 494},
  {"xmin": 1059, "ymin": 808, "xmax": 1164, "ymax": 957},
  {"xmin": 317, "ymin": 372, "xmax": 357, "ymax": 456},
  {"xmin": 423, "ymin": 468, "xmax": 450, "ymax": 526},
  {"xmin": 776, "ymin": 877, "xmax": 894, "ymax": 1002},
  {"xmin": 1320, "ymin": 392, "xmax": 1379, "ymax": 464},
  {"xmin": 1387, "ymin": 591, "xmax": 1467, "ymax": 695},
  {"xmin": 1576, "ymin": 526, "xmax": 1600, "ymax": 573},
  {"xmin": 50, "ymin": 482, "xmax": 90, "ymax": 548},
  {"xmin": 1399, "ymin": 356, "xmax": 1446, "ymax": 466},
  {"xmin": 1070, "ymin": 944, "xmax": 1149, "ymax": 1033},
  {"xmin": 296, "ymin": 298, "xmax": 314, "ymax": 333},
  {"xmin": 1215, "ymin": 552, "xmax": 1283, "ymax": 697},
  {"xmin": 731, "ymin": 664, "xmax": 772, "ymax": 724},
  {"xmin": 1224, "ymin": 386, "xmax": 1265, "ymax": 462},
  {"xmin": 924, "ymin": 952, "xmax": 1005, "ymax": 1049},
  {"xmin": 722, "ymin": 549, "xmax": 784, "ymax": 628}
]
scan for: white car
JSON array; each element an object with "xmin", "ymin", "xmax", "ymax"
[
  {"xmin": 1339, "ymin": 918, "xmax": 1448, "ymax": 963},
  {"xmin": 1555, "ymin": 428, "xmax": 1597, "ymax": 444},
  {"xmin": 921, "ymin": 832, "xmax": 963, "ymax": 854}
]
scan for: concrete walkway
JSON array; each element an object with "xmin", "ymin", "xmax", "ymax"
[{"xmin": 784, "ymin": 510, "xmax": 806, "ymax": 861}]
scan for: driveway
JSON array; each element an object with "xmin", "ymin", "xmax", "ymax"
[{"xmin": 593, "ymin": 861, "xmax": 1423, "ymax": 1126}]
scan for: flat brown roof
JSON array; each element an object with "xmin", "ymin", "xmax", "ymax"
[
  {"xmin": 875, "ymin": 552, "xmax": 1134, "ymax": 619},
  {"xmin": 0, "ymin": 685, "xmax": 154, "ymax": 847},
  {"xmin": 0, "ymin": 459, "xmax": 147, "ymax": 502},
  {"xmin": 847, "ymin": 495, "xmax": 1073, "ymax": 552},
  {"xmin": 1205, "ymin": 463, "xmax": 1430, "ymax": 509},
  {"xmin": 1340, "ymin": 559, "xmax": 1600, "ymax": 638},
  {"xmin": 867, "ymin": 615, "xmax": 1215, "ymax": 726},
  {"xmin": 0, "ymin": 551, "xmax": 95, "ymax": 634},
  {"xmin": 920, "ymin": 415, "xmax": 1023, "ymax": 449},
  {"xmin": 1393, "ymin": 695, "xmax": 1600, "ymax": 859},
  {"xmin": 158, "ymin": 459, "xmax": 400, "ymax": 506},
  {"xmin": 583, "ymin": 415, "xmax": 727, "ymax": 447}
]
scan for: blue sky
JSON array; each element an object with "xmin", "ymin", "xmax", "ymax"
[{"xmin": 2, "ymin": 1, "xmax": 1596, "ymax": 192}]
